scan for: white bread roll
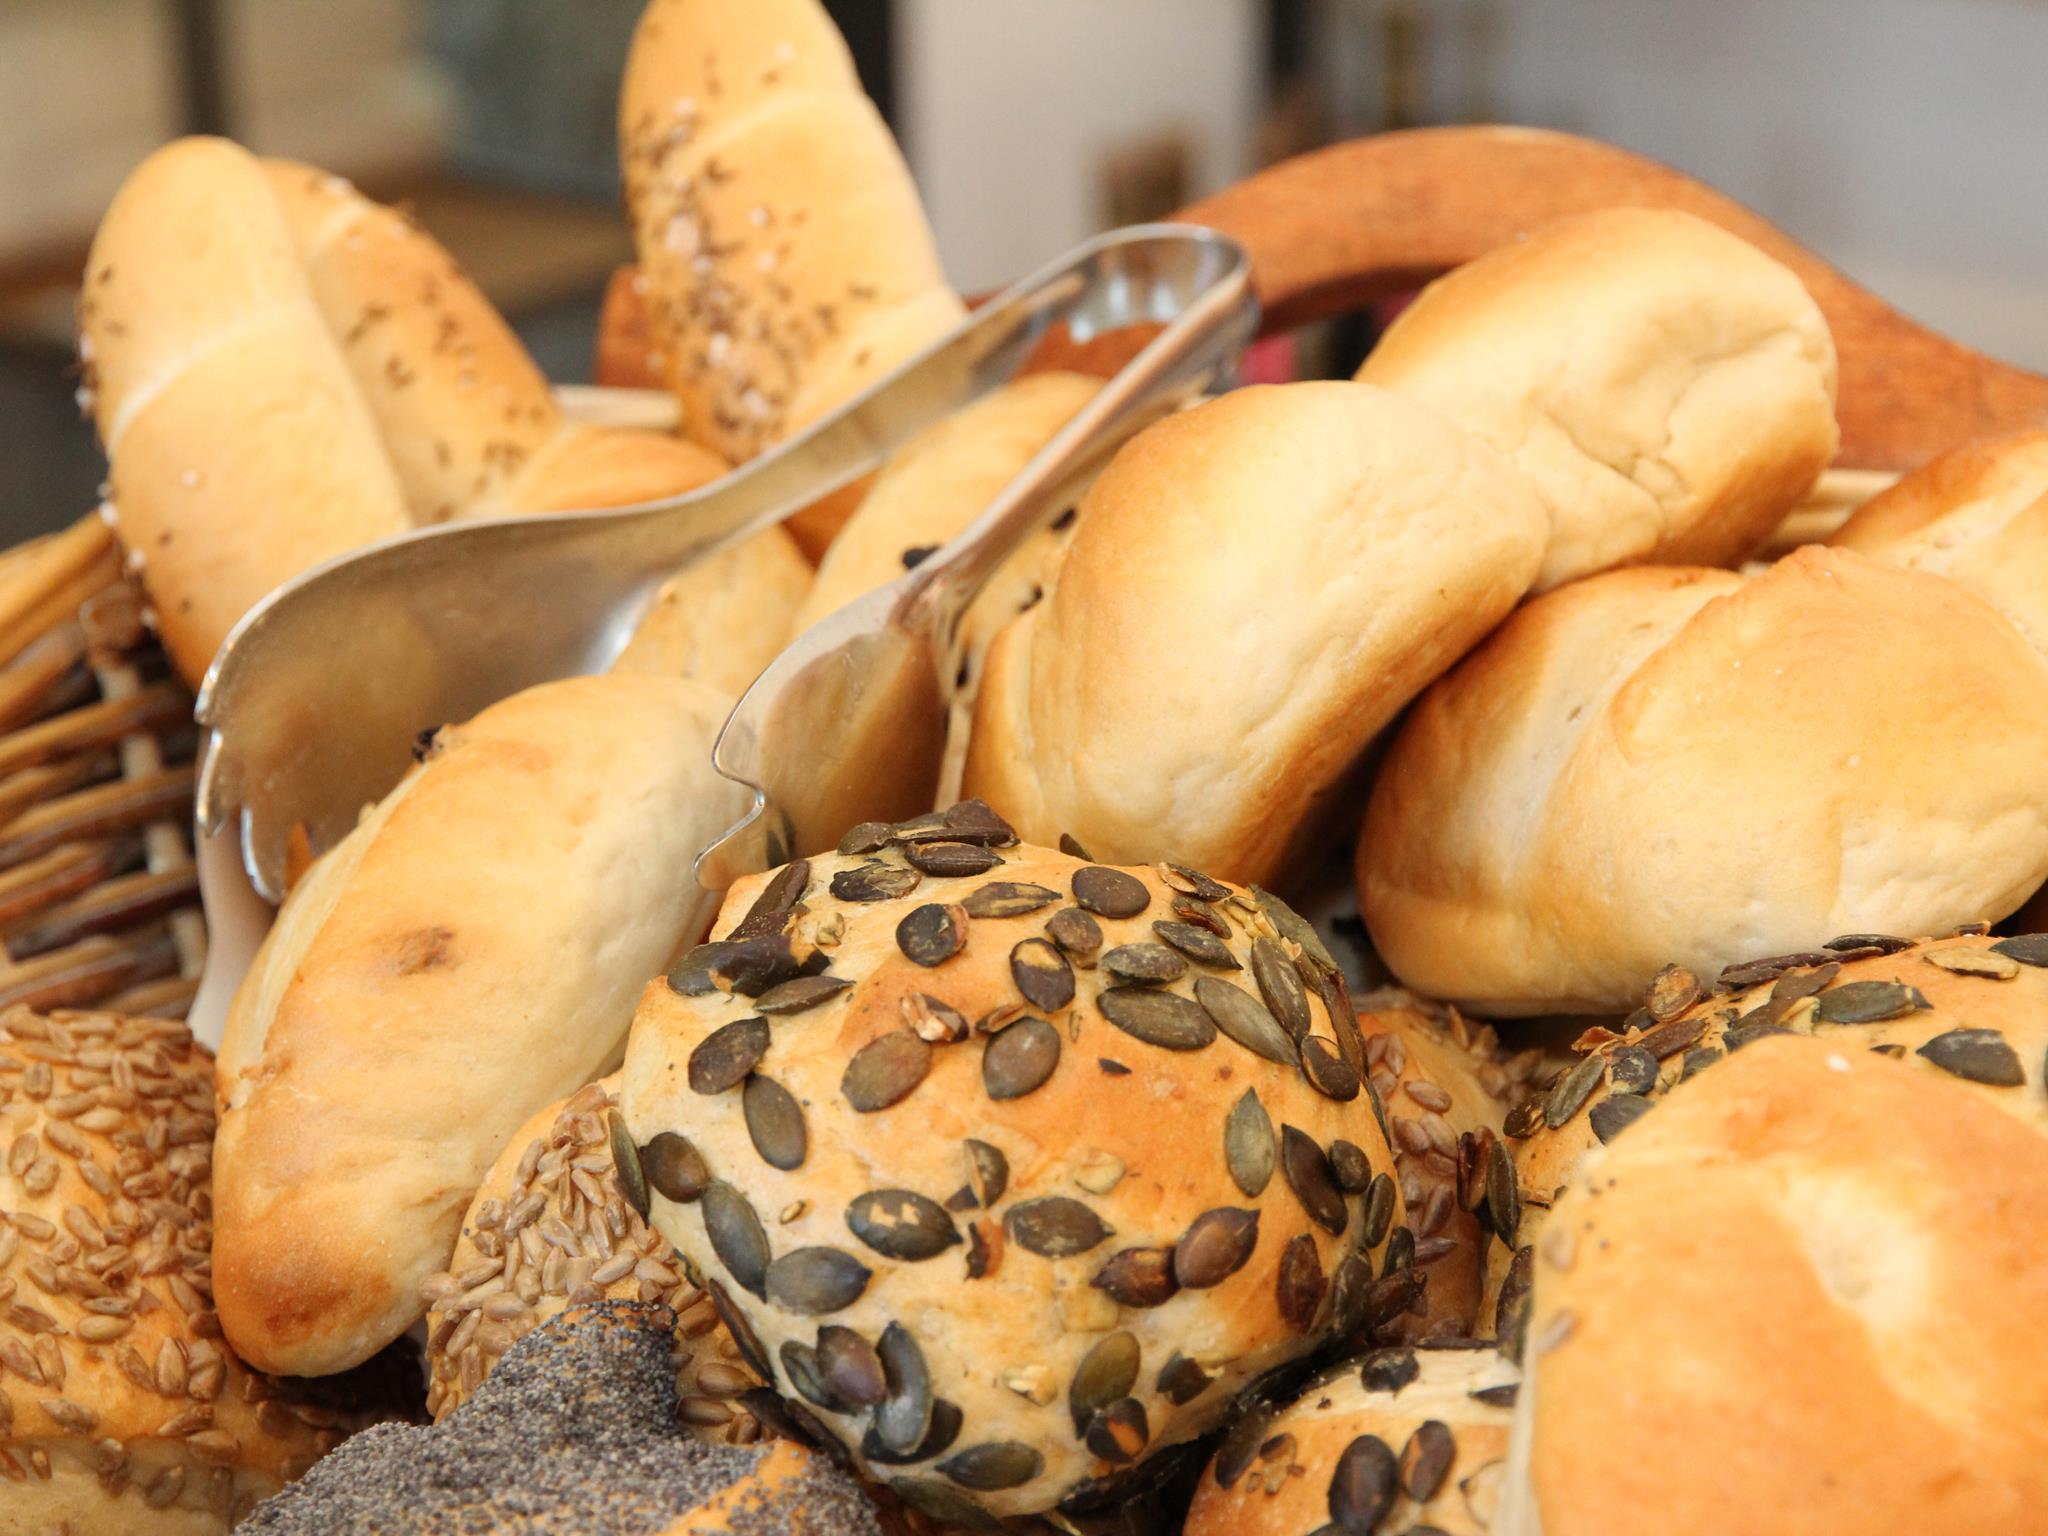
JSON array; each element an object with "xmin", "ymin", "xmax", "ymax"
[
  {"xmin": 1358, "ymin": 208, "xmax": 1839, "ymax": 591},
  {"xmin": 1830, "ymin": 429, "xmax": 2048, "ymax": 655},
  {"xmin": 212, "ymin": 674, "xmax": 749, "ymax": 1376},
  {"xmin": 1359, "ymin": 545, "xmax": 2048, "ymax": 1017},
  {"xmin": 964, "ymin": 382, "xmax": 1547, "ymax": 887},
  {"xmin": 611, "ymin": 533, "xmax": 816, "ymax": 698},
  {"xmin": 79, "ymin": 137, "xmax": 410, "ymax": 683},
  {"xmin": 619, "ymin": 0, "xmax": 964, "ymax": 555}
]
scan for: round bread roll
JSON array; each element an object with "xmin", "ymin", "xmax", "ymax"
[
  {"xmin": 1185, "ymin": 1344, "xmax": 1519, "ymax": 1536},
  {"xmin": 1830, "ymin": 428, "xmax": 2048, "ymax": 655},
  {"xmin": 0, "ymin": 1007, "xmax": 345, "ymax": 1533},
  {"xmin": 965, "ymin": 382, "xmax": 1547, "ymax": 887},
  {"xmin": 423, "ymin": 1076, "xmax": 762, "ymax": 1437},
  {"xmin": 620, "ymin": 803, "xmax": 1420, "ymax": 1524},
  {"xmin": 620, "ymin": 0, "xmax": 964, "ymax": 556},
  {"xmin": 1359, "ymin": 544, "xmax": 2048, "ymax": 1017},
  {"xmin": 1503, "ymin": 1035, "xmax": 2048, "ymax": 1536},
  {"xmin": 243, "ymin": 1301, "xmax": 883, "ymax": 1535},
  {"xmin": 1484, "ymin": 930, "xmax": 2048, "ymax": 1337},
  {"xmin": 213, "ymin": 673, "xmax": 749, "ymax": 1377},
  {"xmin": 611, "ymin": 533, "xmax": 815, "ymax": 698},
  {"xmin": 1358, "ymin": 207, "xmax": 1839, "ymax": 591}
]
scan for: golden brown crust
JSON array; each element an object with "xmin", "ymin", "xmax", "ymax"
[
  {"xmin": 1359, "ymin": 207, "xmax": 1838, "ymax": 591},
  {"xmin": 610, "ymin": 528, "xmax": 814, "ymax": 699}
]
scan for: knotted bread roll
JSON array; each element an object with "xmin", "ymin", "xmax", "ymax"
[{"xmin": 1358, "ymin": 208, "xmax": 1839, "ymax": 591}]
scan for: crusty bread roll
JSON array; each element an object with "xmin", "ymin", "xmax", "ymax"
[
  {"xmin": 1358, "ymin": 208, "xmax": 1839, "ymax": 591},
  {"xmin": 621, "ymin": 803, "xmax": 1416, "ymax": 1523},
  {"xmin": 1359, "ymin": 545, "xmax": 2048, "ymax": 1017},
  {"xmin": 619, "ymin": 0, "xmax": 965, "ymax": 557},
  {"xmin": 1504, "ymin": 1035, "xmax": 2048, "ymax": 1536},
  {"xmin": 964, "ymin": 382, "xmax": 1547, "ymax": 887},
  {"xmin": 0, "ymin": 1007, "xmax": 346, "ymax": 1533},
  {"xmin": 423, "ymin": 1076, "xmax": 762, "ymax": 1436},
  {"xmin": 1830, "ymin": 429, "xmax": 2048, "ymax": 655},
  {"xmin": 1184, "ymin": 1345, "xmax": 1518, "ymax": 1536},
  {"xmin": 213, "ymin": 674, "xmax": 749, "ymax": 1376}
]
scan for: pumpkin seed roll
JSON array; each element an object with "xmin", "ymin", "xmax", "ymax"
[{"xmin": 621, "ymin": 803, "xmax": 1419, "ymax": 1524}]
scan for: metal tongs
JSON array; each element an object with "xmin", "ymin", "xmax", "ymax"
[{"xmin": 194, "ymin": 224, "xmax": 1255, "ymax": 902}]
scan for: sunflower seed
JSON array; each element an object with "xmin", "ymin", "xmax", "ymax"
[
  {"xmin": 1991, "ymin": 934, "xmax": 2048, "ymax": 968},
  {"xmin": 1006, "ymin": 1197, "xmax": 1112, "ymax": 1257},
  {"xmin": 1224, "ymin": 1088, "xmax": 1276, "ymax": 1197},
  {"xmin": 1084, "ymin": 1399, "xmax": 1149, "ymax": 1464},
  {"xmin": 780, "ymin": 1341, "xmax": 843, "ymax": 1412},
  {"xmin": 1543, "ymin": 1054, "xmax": 1605, "ymax": 1128},
  {"xmin": 708, "ymin": 1280, "xmax": 771, "ymax": 1378},
  {"xmin": 1925, "ymin": 946, "xmax": 2021, "ymax": 980},
  {"xmin": 1157, "ymin": 1353, "xmax": 1212, "ymax": 1405},
  {"xmin": 1008, "ymin": 938, "xmax": 1075, "ymax": 1012},
  {"xmin": 865, "ymin": 1399, "xmax": 963, "ymax": 1465},
  {"xmin": 1102, "ymin": 942, "xmax": 1187, "ymax": 985},
  {"xmin": 1092, "ymin": 1247, "xmax": 1178, "ymax": 1308},
  {"xmin": 1276, "ymin": 1232, "xmax": 1325, "ymax": 1330},
  {"xmin": 741, "ymin": 1076, "xmax": 806, "ymax": 1171},
  {"xmin": 702, "ymin": 1182, "xmax": 771, "ymax": 1298},
  {"xmin": 875, "ymin": 1324, "xmax": 934, "ymax": 1454},
  {"xmin": 1606, "ymin": 1045, "xmax": 1659, "ymax": 1095},
  {"xmin": 831, "ymin": 862, "xmax": 921, "ymax": 903},
  {"xmin": 842, "ymin": 1031, "xmax": 932, "ymax": 1112},
  {"xmin": 1246, "ymin": 938, "xmax": 1312, "ymax": 1040},
  {"xmin": 1194, "ymin": 977, "xmax": 1296, "ymax": 1064},
  {"xmin": 1401, "ymin": 1420, "xmax": 1455, "ymax": 1501},
  {"xmin": 816, "ymin": 1325, "xmax": 887, "ymax": 1405},
  {"xmin": 1484, "ymin": 1141, "xmax": 1519, "ymax": 1243},
  {"xmin": 756, "ymin": 975, "xmax": 853, "ymax": 1014},
  {"xmin": 606, "ymin": 1111, "xmax": 648, "ymax": 1219},
  {"xmin": 1099, "ymin": 986, "xmax": 1216, "ymax": 1050},
  {"xmin": 897, "ymin": 903, "xmax": 969, "ymax": 966},
  {"xmin": 765, "ymin": 1247, "xmax": 871, "ymax": 1314},
  {"xmin": 1152, "ymin": 921, "xmax": 1239, "ymax": 969},
  {"xmin": 1073, "ymin": 866, "xmax": 1150, "ymax": 918},
  {"xmin": 1301, "ymin": 1036, "xmax": 1362, "ymax": 1100},
  {"xmin": 1281, "ymin": 1127, "xmax": 1348, "ymax": 1235},
  {"xmin": 1173, "ymin": 1207, "xmax": 1260, "ymax": 1288},
  {"xmin": 640, "ymin": 1132, "xmax": 710, "ymax": 1204},
  {"xmin": 1361, "ymin": 1347, "xmax": 1418, "ymax": 1393},
  {"xmin": 1329, "ymin": 1433, "xmax": 1397, "ymax": 1533},
  {"xmin": 982, "ymin": 1017, "xmax": 1061, "ymax": 1100},
  {"xmin": 1329, "ymin": 1140, "xmax": 1371, "ymax": 1193},
  {"xmin": 847, "ymin": 1190, "xmax": 962, "ymax": 1261},
  {"xmin": 689, "ymin": 1017, "xmax": 771, "ymax": 1095},
  {"xmin": 941, "ymin": 1441, "xmax": 1044, "ymax": 1491},
  {"xmin": 907, "ymin": 842, "xmax": 1005, "ymax": 877},
  {"xmin": 964, "ymin": 882, "xmax": 1059, "ymax": 919},
  {"xmin": 1589, "ymin": 1093, "xmax": 1653, "ymax": 1143},
  {"xmin": 945, "ymin": 1140, "xmax": 1009, "ymax": 1211},
  {"xmin": 1069, "ymin": 1331, "xmax": 1140, "ymax": 1434},
  {"xmin": 1046, "ymin": 906, "xmax": 1104, "ymax": 964},
  {"xmin": 1644, "ymin": 964, "xmax": 1701, "ymax": 1020},
  {"xmin": 1917, "ymin": 1028, "xmax": 2025, "ymax": 1086},
  {"xmin": 838, "ymin": 822, "xmax": 894, "ymax": 856},
  {"xmin": 1363, "ymin": 1174, "xmax": 1395, "ymax": 1247}
]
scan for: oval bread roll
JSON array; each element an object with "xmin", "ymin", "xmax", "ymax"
[
  {"xmin": 1359, "ymin": 208, "xmax": 1839, "ymax": 591},
  {"xmin": 212, "ymin": 674, "xmax": 749, "ymax": 1376},
  {"xmin": 965, "ymin": 382, "xmax": 1547, "ymax": 886},
  {"xmin": 1359, "ymin": 545, "xmax": 2048, "ymax": 1017}
]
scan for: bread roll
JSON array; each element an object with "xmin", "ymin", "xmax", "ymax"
[
  {"xmin": 963, "ymin": 382, "xmax": 1547, "ymax": 887},
  {"xmin": 422, "ymin": 1076, "xmax": 762, "ymax": 1435},
  {"xmin": 213, "ymin": 674, "xmax": 749, "ymax": 1376},
  {"xmin": 620, "ymin": 803, "xmax": 1416, "ymax": 1523},
  {"xmin": 0, "ymin": 1007, "xmax": 346, "ymax": 1533},
  {"xmin": 610, "ymin": 532, "xmax": 814, "ymax": 698},
  {"xmin": 619, "ymin": 0, "xmax": 965, "ymax": 556},
  {"xmin": 1358, "ymin": 208, "xmax": 1839, "ymax": 590},
  {"xmin": 1830, "ymin": 428, "xmax": 2048, "ymax": 654},
  {"xmin": 1359, "ymin": 545, "xmax": 2048, "ymax": 1016},
  {"xmin": 1505, "ymin": 1035, "xmax": 2048, "ymax": 1536},
  {"xmin": 78, "ymin": 137, "xmax": 410, "ymax": 683}
]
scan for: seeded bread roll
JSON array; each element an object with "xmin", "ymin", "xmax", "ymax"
[
  {"xmin": 620, "ymin": 0, "xmax": 964, "ymax": 558},
  {"xmin": 965, "ymin": 382, "xmax": 1547, "ymax": 887},
  {"xmin": 423, "ymin": 1077, "xmax": 762, "ymax": 1435},
  {"xmin": 0, "ymin": 1007, "xmax": 346, "ymax": 1533},
  {"xmin": 620, "ymin": 803, "xmax": 1420, "ymax": 1524},
  {"xmin": 1829, "ymin": 429, "xmax": 2048, "ymax": 656},
  {"xmin": 1502, "ymin": 1035, "xmax": 2048, "ymax": 1536},
  {"xmin": 1185, "ymin": 1344, "xmax": 1519, "ymax": 1536},
  {"xmin": 213, "ymin": 674, "xmax": 749, "ymax": 1377},
  {"xmin": 1483, "ymin": 930, "xmax": 2048, "ymax": 1341},
  {"xmin": 1358, "ymin": 208, "xmax": 1839, "ymax": 591},
  {"xmin": 1360, "ymin": 545, "xmax": 2048, "ymax": 1017}
]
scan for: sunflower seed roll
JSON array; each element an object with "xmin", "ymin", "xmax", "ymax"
[{"xmin": 621, "ymin": 804, "xmax": 1415, "ymax": 1524}]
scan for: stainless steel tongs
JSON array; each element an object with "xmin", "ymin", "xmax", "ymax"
[{"xmin": 195, "ymin": 224, "xmax": 1255, "ymax": 901}]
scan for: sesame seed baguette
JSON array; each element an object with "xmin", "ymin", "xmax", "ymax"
[{"xmin": 211, "ymin": 673, "xmax": 750, "ymax": 1377}]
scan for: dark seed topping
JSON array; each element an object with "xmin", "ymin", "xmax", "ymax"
[
  {"xmin": 1010, "ymin": 938, "xmax": 1077, "ymax": 1011},
  {"xmin": 1070, "ymin": 1331, "xmax": 1140, "ymax": 1435},
  {"xmin": 669, "ymin": 934, "xmax": 815, "ymax": 997},
  {"xmin": 1917, "ymin": 1027, "xmax": 2026, "ymax": 1086},
  {"xmin": 1006, "ymin": 1197, "xmax": 1113, "ymax": 1257},
  {"xmin": 1307, "ymin": 961, "xmax": 1367, "ymax": 1075},
  {"xmin": 1173, "ymin": 1207, "xmax": 1261, "ymax": 1289},
  {"xmin": 1157, "ymin": 1353, "xmax": 1212, "ymax": 1405},
  {"xmin": 847, "ymin": 1189, "xmax": 963, "ymax": 1261},
  {"xmin": 1276, "ymin": 1232, "xmax": 1326, "ymax": 1330},
  {"xmin": 1099, "ymin": 1057, "xmax": 1131, "ymax": 1075},
  {"xmin": 816, "ymin": 1325, "xmax": 887, "ymax": 1405},
  {"xmin": 1099, "ymin": 986, "xmax": 1217, "ymax": 1050},
  {"xmin": 1543, "ymin": 1053, "xmax": 1606, "ymax": 1128},
  {"xmin": 742, "ymin": 1074, "xmax": 807, "ymax": 1170},
  {"xmin": 1634, "ymin": 1014, "xmax": 1706, "ymax": 1059},
  {"xmin": 963, "ymin": 1224, "xmax": 993, "ymax": 1279},
  {"xmin": 1253, "ymin": 886, "xmax": 1336, "ymax": 968},
  {"xmin": 1502, "ymin": 1100, "xmax": 1543, "ymax": 1139},
  {"xmin": 1400, "ymin": 1420, "xmax": 1455, "ymax": 1501},
  {"xmin": 1172, "ymin": 898, "xmax": 1231, "ymax": 937},
  {"xmin": 1301, "ymin": 1035, "xmax": 1362, "ymax": 1100},
  {"xmin": 1102, "ymin": 941, "xmax": 1188, "ymax": 985},
  {"xmin": 1058, "ymin": 832, "xmax": 1094, "ymax": 861},
  {"xmin": 1152, "ymin": 920, "xmax": 1239, "ymax": 969},
  {"xmin": 702, "ymin": 1181, "xmax": 771, "ymax": 1298},
  {"xmin": 838, "ymin": 822, "xmax": 894, "ymax": 856},
  {"xmin": 875, "ymin": 1323, "xmax": 935, "ymax": 1455},
  {"xmin": 1589, "ymin": 1092, "xmax": 1654, "ymax": 1143},
  {"xmin": 1214, "ymin": 1406, "xmax": 1274, "ymax": 1489},
  {"xmin": 1327, "ymin": 1253, "xmax": 1372, "ymax": 1341},
  {"xmin": 953, "ymin": 1139, "xmax": 1009, "ymax": 1210},
  {"xmin": 933, "ymin": 799, "xmax": 1018, "ymax": 846},
  {"xmin": 1604, "ymin": 1044, "xmax": 1659, "ymax": 1096},
  {"xmin": 982, "ymin": 1016, "xmax": 1062, "ymax": 1100},
  {"xmin": 1681, "ymin": 1045, "xmax": 1723, "ymax": 1080},
  {"xmin": 1224, "ymin": 1087, "xmax": 1276, "ymax": 1197},
  {"xmin": 640, "ymin": 1131, "xmax": 710, "ymax": 1204},
  {"xmin": 1456, "ymin": 1129, "xmax": 1493, "ymax": 1213},
  {"xmin": 1643, "ymin": 963, "xmax": 1702, "ymax": 1021},
  {"xmin": 1159, "ymin": 862, "xmax": 1231, "ymax": 902},
  {"xmin": 1991, "ymin": 933, "xmax": 2048, "ymax": 968},
  {"xmin": 1360, "ymin": 1347, "xmax": 1418, "ymax": 1393},
  {"xmin": 780, "ymin": 1340, "xmax": 842, "ymax": 1412},
  {"xmin": 755, "ymin": 974, "xmax": 853, "ymax": 1014},
  {"xmin": 842, "ymin": 1030, "xmax": 933, "ymax": 1112},
  {"xmin": 830, "ymin": 862, "xmax": 921, "ymax": 903},
  {"xmin": 1719, "ymin": 951, "xmax": 1837, "ymax": 989},
  {"xmin": 1471, "ymin": 1382, "xmax": 1520, "ymax": 1408},
  {"xmin": 1363, "ymin": 1173, "xmax": 1395, "ymax": 1247},
  {"xmin": 1825, "ymin": 932, "xmax": 1914, "ymax": 955},
  {"xmin": 764, "ymin": 1246, "xmax": 870, "ymax": 1315},
  {"xmin": 963, "ymin": 881, "xmax": 1059, "ymax": 919},
  {"xmin": 1772, "ymin": 961, "xmax": 1841, "ymax": 1002},
  {"xmin": 897, "ymin": 902, "xmax": 969, "ymax": 966},
  {"xmin": 1249, "ymin": 937, "xmax": 1312, "ymax": 1039},
  {"xmin": 940, "ymin": 1441, "xmax": 1044, "ymax": 1491},
  {"xmin": 707, "ymin": 1278, "xmax": 770, "ymax": 1378},
  {"xmin": 1328, "ymin": 1433, "xmax": 1397, "ymax": 1533},
  {"xmin": 731, "ymin": 859, "xmax": 811, "ymax": 939},
  {"xmin": 906, "ymin": 841, "xmax": 1005, "ymax": 877},
  {"xmin": 1485, "ymin": 1140, "xmax": 1520, "ymax": 1244},
  {"xmin": 1385, "ymin": 1226, "xmax": 1415, "ymax": 1274},
  {"xmin": 1195, "ymin": 976, "xmax": 1298, "ymax": 1064},
  {"xmin": 607, "ymin": 1110, "xmax": 648, "ymax": 1219},
  {"xmin": 1045, "ymin": 905, "xmax": 1104, "ymax": 963},
  {"xmin": 1329, "ymin": 1139, "xmax": 1372, "ymax": 1193},
  {"xmin": 1281, "ymin": 1126, "xmax": 1349, "ymax": 1235},
  {"xmin": 1072, "ymin": 866, "xmax": 1150, "ymax": 918},
  {"xmin": 1815, "ymin": 980, "xmax": 1929, "ymax": 1023},
  {"xmin": 889, "ymin": 1473, "xmax": 988, "ymax": 1531},
  {"xmin": 689, "ymin": 1017, "xmax": 771, "ymax": 1095},
  {"xmin": 1083, "ymin": 1399, "xmax": 1149, "ymax": 1465},
  {"xmin": 1093, "ymin": 1247, "xmax": 1180, "ymax": 1308},
  {"xmin": 865, "ymin": 1400, "xmax": 964, "ymax": 1467}
]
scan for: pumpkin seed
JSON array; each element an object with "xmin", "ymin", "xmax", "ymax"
[
  {"xmin": 1606, "ymin": 1044, "xmax": 1659, "ymax": 1095},
  {"xmin": 1926, "ymin": 946, "xmax": 2021, "ymax": 979},
  {"xmin": 1214, "ymin": 1405, "xmax": 1274, "ymax": 1489},
  {"xmin": 902, "ymin": 992, "xmax": 968, "ymax": 1042},
  {"xmin": 1990, "ymin": 933, "xmax": 2048, "ymax": 968},
  {"xmin": 1152, "ymin": 920, "xmax": 1238, "ymax": 969},
  {"xmin": 1173, "ymin": 1207, "xmax": 1260, "ymax": 1288},
  {"xmin": 1643, "ymin": 964, "xmax": 1701, "ymax": 1021},
  {"xmin": 1385, "ymin": 1225, "xmax": 1414, "ymax": 1275},
  {"xmin": 940, "ymin": 1442, "xmax": 1044, "ymax": 1491},
  {"xmin": 1005, "ymin": 1197, "xmax": 1112, "ymax": 1257},
  {"xmin": 689, "ymin": 1017, "xmax": 771, "ymax": 1095},
  {"xmin": 1252, "ymin": 886, "xmax": 1335, "ymax": 968},
  {"xmin": 865, "ymin": 1399, "xmax": 963, "ymax": 1465},
  {"xmin": 1485, "ymin": 1141, "xmax": 1519, "ymax": 1244},
  {"xmin": 1826, "ymin": 932, "xmax": 1913, "ymax": 955},
  {"xmin": 1281, "ymin": 1126, "xmax": 1348, "ymax": 1235},
  {"xmin": 1224, "ymin": 1088, "xmax": 1276, "ymax": 1197},
  {"xmin": 816, "ymin": 1325, "xmax": 887, "ymax": 1405},
  {"xmin": 1543, "ymin": 1054, "xmax": 1605, "ymax": 1127},
  {"xmin": 963, "ymin": 882, "xmax": 1059, "ymax": 919},
  {"xmin": 1772, "ymin": 961, "xmax": 1840, "ymax": 1001},
  {"xmin": 1589, "ymin": 1093, "xmax": 1653, "ymax": 1143},
  {"xmin": 1719, "ymin": 951, "xmax": 1836, "ymax": 989},
  {"xmin": 1195, "ymin": 977, "xmax": 1297, "ymax": 1064},
  {"xmin": 875, "ymin": 1324, "xmax": 935, "ymax": 1455},
  {"xmin": 1680, "ymin": 1045, "xmax": 1723, "ymax": 1080},
  {"xmin": 838, "ymin": 822, "xmax": 893, "ymax": 856},
  {"xmin": 756, "ymin": 974, "xmax": 853, "ymax": 1014},
  {"xmin": 742, "ymin": 1075, "xmax": 807, "ymax": 1170},
  {"xmin": 1046, "ymin": 906, "xmax": 1104, "ymax": 964},
  {"xmin": 702, "ymin": 1181, "xmax": 771, "ymax": 1297},
  {"xmin": 936, "ymin": 799, "xmax": 1018, "ymax": 846},
  {"xmin": 1276, "ymin": 1232, "xmax": 1325, "ymax": 1330},
  {"xmin": 1156, "ymin": 1353, "xmax": 1212, "ymax": 1405},
  {"xmin": 1158, "ymin": 862, "xmax": 1231, "ymax": 901},
  {"xmin": 707, "ymin": 1280, "xmax": 770, "ymax": 1377},
  {"xmin": 1010, "ymin": 938, "xmax": 1076, "ymax": 1010},
  {"xmin": 897, "ymin": 903, "xmax": 969, "ymax": 967},
  {"xmin": 1058, "ymin": 832, "xmax": 1094, "ymax": 861},
  {"xmin": 888, "ymin": 1474, "xmax": 994, "ymax": 1532},
  {"xmin": 1361, "ymin": 1347, "xmax": 1418, "ymax": 1393},
  {"xmin": 1301, "ymin": 1035, "xmax": 1361, "ymax": 1100},
  {"xmin": 731, "ymin": 859, "xmax": 811, "ymax": 939},
  {"xmin": 945, "ymin": 1139, "xmax": 1010, "ymax": 1211},
  {"xmin": 1083, "ymin": 1399, "xmax": 1149, "ymax": 1464},
  {"xmin": 1327, "ymin": 1252, "xmax": 1372, "ymax": 1340},
  {"xmin": 1917, "ymin": 1027, "xmax": 2025, "ymax": 1086},
  {"xmin": 1102, "ymin": 942, "xmax": 1187, "ymax": 985},
  {"xmin": 780, "ymin": 1340, "xmax": 843, "ymax": 1412},
  {"xmin": 831, "ymin": 862, "xmax": 921, "ymax": 903},
  {"xmin": 1329, "ymin": 1139, "xmax": 1371, "ymax": 1193},
  {"xmin": 847, "ymin": 1189, "xmax": 962, "ymax": 1261},
  {"xmin": 641, "ymin": 1132, "xmax": 710, "ymax": 1204},
  {"xmin": 607, "ymin": 1111, "xmax": 648, "ymax": 1218},
  {"xmin": 1471, "ymin": 1383, "xmax": 1519, "ymax": 1408},
  {"xmin": 907, "ymin": 842, "xmax": 1005, "ymax": 877},
  {"xmin": 1328, "ymin": 1433, "xmax": 1397, "ymax": 1534},
  {"xmin": 669, "ymin": 934, "xmax": 812, "ymax": 997},
  {"xmin": 1401, "ymin": 1420, "xmax": 1455, "ymax": 1501},
  {"xmin": 1634, "ymin": 1014, "xmax": 1705, "ymax": 1059},
  {"xmin": 1363, "ymin": 1174, "xmax": 1395, "ymax": 1247},
  {"xmin": 1249, "ymin": 938, "xmax": 1312, "ymax": 1039},
  {"xmin": 982, "ymin": 1016, "xmax": 1062, "ymax": 1100},
  {"xmin": 1099, "ymin": 986, "xmax": 1216, "ymax": 1050},
  {"xmin": 1814, "ymin": 979, "xmax": 1927, "ymax": 1022},
  {"xmin": 842, "ymin": 1030, "xmax": 932, "ymax": 1112},
  {"xmin": 1069, "ymin": 1331, "xmax": 1140, "ymax": 1434},
  {"xmin": 1306, "ymin": 960, "xmax": 1367, "ymax": 1074},
  {"xmin": 1091, "ymin": 1247, "xmax": 1178, "ymax": 1308},
  {"xmin": 1072, "ymin": 866, "xmax": 1150, "ymax": 918}
]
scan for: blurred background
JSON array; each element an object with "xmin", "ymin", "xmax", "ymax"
[{"xmin": 2, "ymin": 0, "xmax": 2043, "ymax": 541}]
